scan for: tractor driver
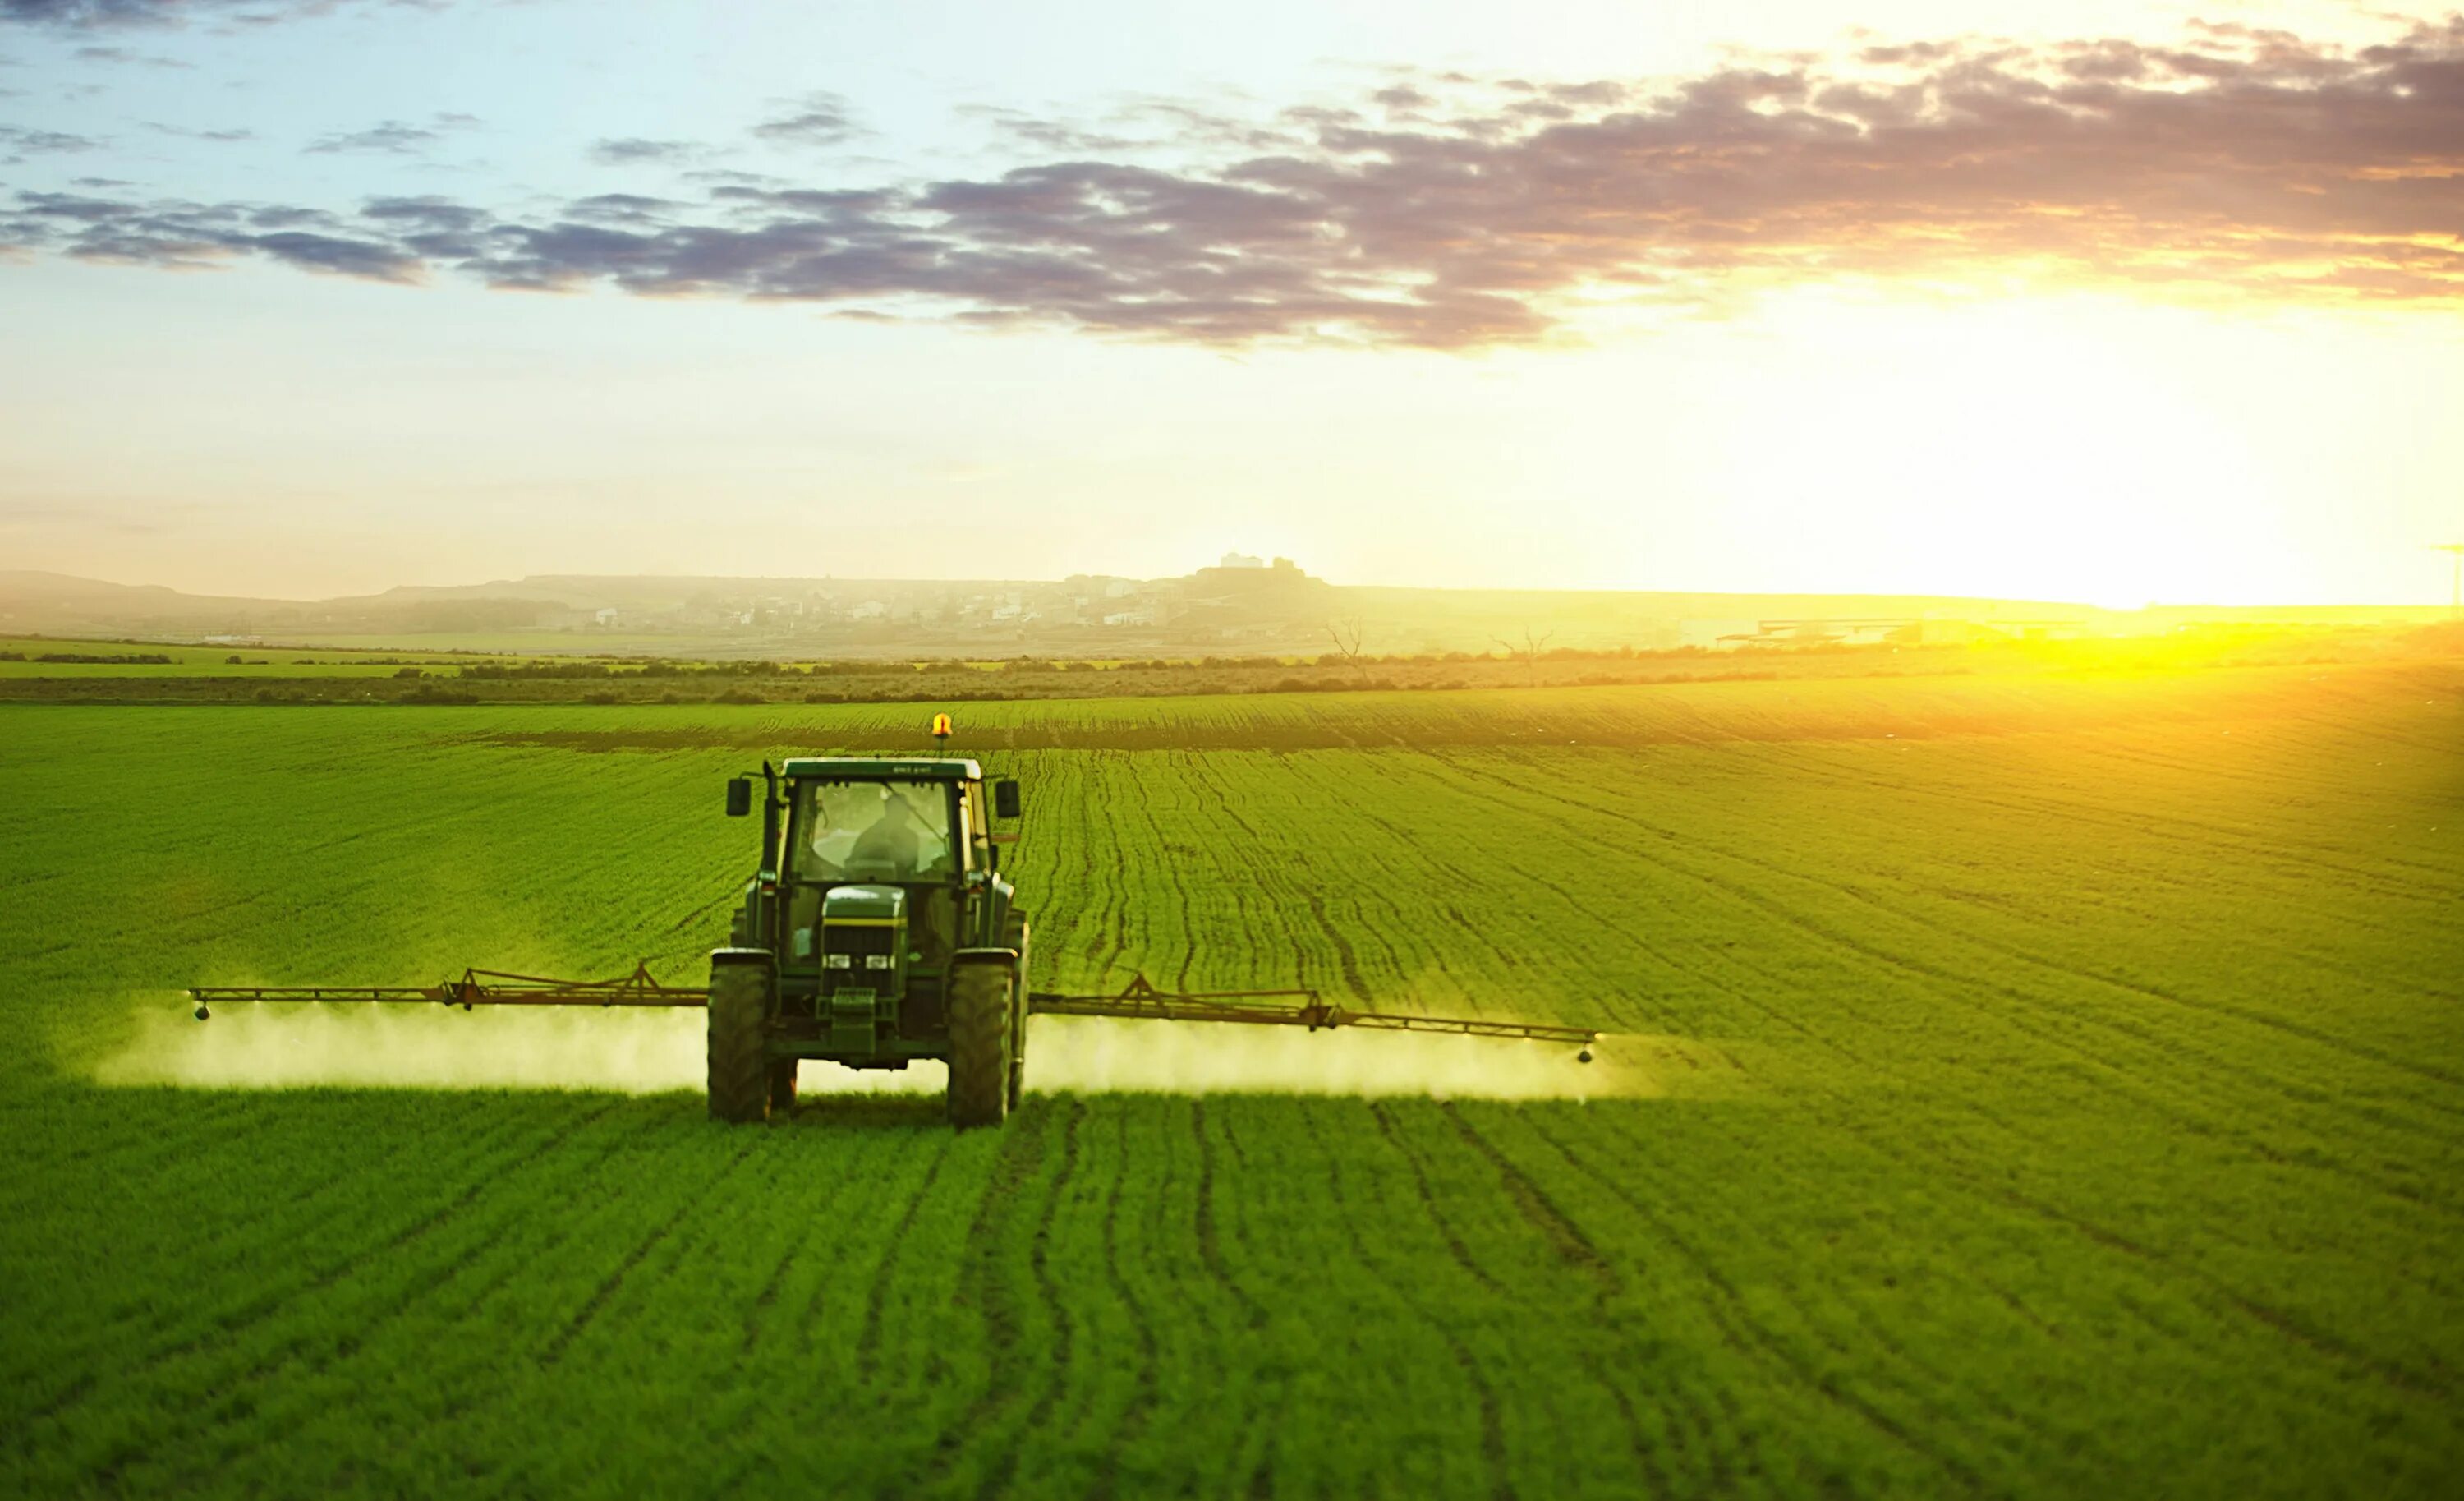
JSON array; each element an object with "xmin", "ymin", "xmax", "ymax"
[{"xmin": 849, "ymin": 788, "xmax": 951, "ymax": 878}]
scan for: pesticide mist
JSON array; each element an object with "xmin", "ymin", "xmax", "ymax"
[{"xmin": 97, "ymin": 1001, "xmax": 1717, "ymax": 1102}]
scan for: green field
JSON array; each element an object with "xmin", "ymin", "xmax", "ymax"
[{"xmin": 3, "ymin": 662, "xmax": 2460, "ymax": 1497}]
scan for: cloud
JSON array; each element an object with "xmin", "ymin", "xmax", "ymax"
[
  {"xmin": 1, "ymin": 122, "xmax": 103, "ymax": 156},
  {"xmin": 145, "ymin": 120, "xmax": 252, "ymax": 141},
  {"xmin": 589, "ymin": 136, "xmax": 698, "ymax": 166},
  {"xmin": 305, "ymin": 120, "xmax": 435, "ymax": 154},
  {"xmin": 3, "ymin": 0, "xmax": 415, "ymax": 27},
  {"xmin": 7, "ymin": 17, "xmax": 2464, "ymax": 348},
  {"xmin": 71, "ymin": 43, "xmax": 186, "ymax": 63},
  {"xmin": 303, "ymin": 111, "xmax": 473, "ymax": 155},
  {"xmin": 0, "ymin": 189, "xmax": 420, "ymax": 277},
  {"xmin": 751, "ymin": 92, "xmax": 860, "ymax": 148}
]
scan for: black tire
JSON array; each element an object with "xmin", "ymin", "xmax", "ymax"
[
  {"xmin": 767, "ymin": 1058, "xmax": 798, "ymax": 1116},
  {"xmin": 946, "ymin": 962, "xmax": 1011, "ymax": 1129},
  {"xmin": 1002, "ymin": 908, "xmax": 1031, "ymax": 1111},
  {"xmin": 707, "ymin": 962, "xmax": 770, "ymax": 1124}
]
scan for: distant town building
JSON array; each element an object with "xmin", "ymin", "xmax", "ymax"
[{"xmin": 1220, "ymin": 552, "xmax": 1265, "ymax": 569}]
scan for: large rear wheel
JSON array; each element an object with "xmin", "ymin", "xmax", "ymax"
[
  {"xmin": 707, "ymin": 963, "xmax": 770, "ymax": 1124},
  {"xmin": 1002, "ymin": 909, "xmax": 1031, "ymax": 1111},
  {"xmin": 946, "ymin": 962, "xmax": 1011, "ymax": 1129}
]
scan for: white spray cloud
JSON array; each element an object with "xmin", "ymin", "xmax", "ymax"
[{"xmin": 99, "ymin": 1001, "xmax": 1717, "ymax": 1102}]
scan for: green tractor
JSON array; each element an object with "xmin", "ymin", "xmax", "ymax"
[{"xmin": 710, "ymin": 756, "xmax": 1027, "ymax": 1128}]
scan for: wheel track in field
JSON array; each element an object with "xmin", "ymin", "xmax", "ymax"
[
  {"xmin": 536, "ymin": 1131, "xmax": 768, "ymax": 1366},
  {"xmin": 903, "ymin": 1099, "xmax": 1073, "ymax": 1501},
  {"xmin": 1524, "ymin": 748, "xmax": 2464, "ymax": 1098},
  {"xmin": 1517, "ymin": 1102, "xmax": 2077, "ymax": 1473},
  {"xmin": 1188, "ymin": 1100, "xmax": 1267, "ymax": 1326},
  {"xmin": 75, "ymin": 1101, "xmax": 667, "ymax": 1482},
  {"xmin": 228, "ymin": 1119, "xmax": 766, "ymax": 1470},
  {"xmin": 1301, "ymin": 891, "xmax": 1373, "ymax": 1004},
  {"xmin": 36, "ymin": 1093, "xmax": 269, "ymax": 1173},
  {"xmin": 1439, "ymin": 1104, "xmax": 1754, "ymax": 1489},
  {"xmin": 1199, "ymin": 1103, "xmax": 1294, "ymax": 1501},
  {"xmin": 1372, "ymin": 1102, "xmax": 1673, "ymax": 1496},
  {"xmin": 1586, "ymin": 1089, "xmax": 2416, "ymax": 1439},
  {"xmin": 1437, "ymin": 1106, "xmax": 1730, "ymax": 1494},
  {"xmin": 1441, "ymin": 754, "xmax": 2464, "ymax": 1158},
  {"xmin": 1173, "ymin": 755, "xmax": 1285, "ymax": 991},
  {"xmin": 1088, "ymin": 1106, "xmax": 1161, "ymax": 1501},
  {"xmin": 1744, "ymin": 734, "xmax": 2462, "ymax": 892},
  {"xmin": 1096, "ymin": 754, "xmax": 1138, "ymax": 971},
  {"xmin": 1299, "ymin": 753, "xmax": 1693, "ymax": 1029},
  {"xmin": 11, "ymin": 1098, "xmax": 621, "ymax": 1426},
  {"xmin": 1299, "ymin": 1098, "xmax": 1513, "ymax": 1501},
  {"xmin": 1918, "ymin": 1143, "xmax": 2455, "ymax": 1401},
  {"xmin": 848, "ymin": 1135, "xmax": 961, "ymax": 1381},
  {"xmin": 1514, "ymin": 1109, "xmax": 1993, "ymax": 1494},
  {"xmin": 1121, "ymin": 753, "xmax": 1198, "ymax": 992},
  {"xmin": 1125, "ymin": 753, "xmax": 1197, "ymax": 988},
  {"xmin": 2, "ymin": 1092, "xmax": 509, "ymax": 1386},
  {"xmin": 1698, "ymin": 917, "xmax": 2464, "ymax": 1369},
  {"xmin": 708, "ymin": 1130, "xmax": 958, "ymax": 1495},
  {"xmin": 1657, "ymin": 932, "xmax": 2412, "ymax": 1372},
  {"xmin": 1709, "ymin": 736, "xmax": 2452, "ymax": 951},
  {"xmin": 1678, "ymin": 799, "xmax": 2464, "ymax": 1105},
  {"xmin": 977, "ymin": 1098, "xmax": 1086, "ymax": 1501},
  {"xmin": 1719, "ymin": 911, "xmax": 2464, "ymax": 1231}
]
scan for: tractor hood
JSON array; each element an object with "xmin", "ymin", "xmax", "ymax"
[{"xmin": 822, "ymin": 885, "xmax": 906, "ymax": 923}]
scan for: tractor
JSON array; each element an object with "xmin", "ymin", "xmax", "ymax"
[{"xmin": 710, "ymin": 755, "xmax": 1028, "ymax": 1127}]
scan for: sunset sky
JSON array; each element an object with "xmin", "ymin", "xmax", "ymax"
[{"xmin": 2, "ymin": 0, "xmax": 2459, "ymax": 606}]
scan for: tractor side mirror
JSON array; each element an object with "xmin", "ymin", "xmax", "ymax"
[
  {"xmin": 725, "ymin": 777, "xmax": 752, "ymax": 817},
  {"xmin": 993, "ymin": 779, "xmax": 1021, "ymax": 819}
]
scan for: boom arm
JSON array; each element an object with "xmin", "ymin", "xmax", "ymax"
[
  {"xmin": 188, "ymin": 966, "xmax": 1598, "ymax": 1057},
  {"xmin": 186, "ymin": 963, "xmax": 702, "ymax": 1020},
  {"xmin": 1026, "ymin": 974, "xmax": 1599, "ymax": 1054}
]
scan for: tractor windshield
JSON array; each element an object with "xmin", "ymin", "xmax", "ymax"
[{"xmin": 793, "ymin": 780, "xmax": 956, "ymax": 882}]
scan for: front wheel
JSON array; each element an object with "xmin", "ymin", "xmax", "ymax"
[
  {"xmin": 946, "ymin": 963, "xmax": 1011, "ymax": 1129},
  {"xmin": 707, "ymin": 963, "xmax": 770, "ymax": 1124}
]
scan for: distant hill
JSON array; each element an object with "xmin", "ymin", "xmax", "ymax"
[{"xmin": 0, "ymin": 569, "xmax": 2443, "ymax": 656}]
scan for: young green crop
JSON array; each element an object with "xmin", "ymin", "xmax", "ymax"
[{"xmin": 1, "ymin": 660, "xmax": 2458, "ymax": 1497}]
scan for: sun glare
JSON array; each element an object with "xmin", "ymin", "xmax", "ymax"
[{"xmin": 1657, "ymin": 291, "xmax": 2300, "ymax": 607}]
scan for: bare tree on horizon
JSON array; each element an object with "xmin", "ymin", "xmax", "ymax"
[
  {"xmin": 1326, "ymin": 615, "xmax": 1369, "ymax": 685},
  {"xmin": 1492, "ymin": 626, "xmax": 1556, "ymax": 688}
]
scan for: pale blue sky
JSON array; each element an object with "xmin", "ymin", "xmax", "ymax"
[{"xmin": 2, "ymin": 0, "xmax": 2456, "ymax": 605}]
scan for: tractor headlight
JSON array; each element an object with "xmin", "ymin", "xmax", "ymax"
[
  {"xmin": 865, "ymin": 954, "xmax": 894, "ymax": 969},
  {"xmin": 824, "ymin": 953, "xmax": 853, "ymax": 969}
]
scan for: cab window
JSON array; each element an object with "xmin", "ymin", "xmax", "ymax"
[{"xmin": 791, "ymin": 780, "xmax": 956, "ymax": 882}]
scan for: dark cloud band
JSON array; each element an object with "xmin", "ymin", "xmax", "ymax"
[
  {"xmin": 2, "ymin": 0, "xmax": 403, "ymax": 26},
  {"xmin": 4, "ymin": 18, "xmax": 2461, "ymax": 346}
]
